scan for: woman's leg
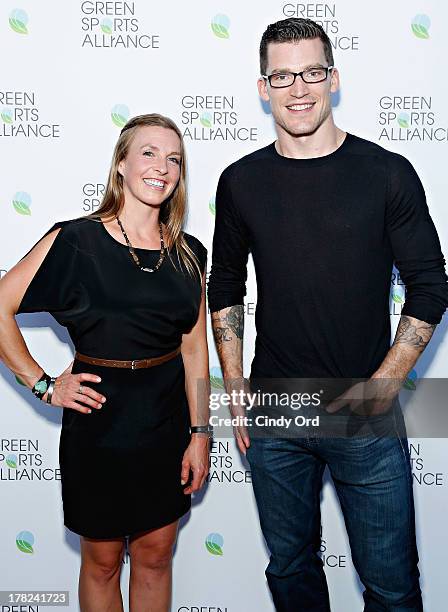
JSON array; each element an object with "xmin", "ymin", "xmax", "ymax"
[
  {"xmin": 79, "ymin": 536, "xmax": 126, "ymax": 612},
  {"xmin": 128, "ymin": 519, "xmax": 179, "ymax": 612}
]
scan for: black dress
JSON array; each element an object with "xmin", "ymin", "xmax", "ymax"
[{"xmin": 17, "ymin": 217, "xmax": 207, "ymax": 538}]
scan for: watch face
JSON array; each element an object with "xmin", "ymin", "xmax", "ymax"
[{"xmin": 34, "ymin": 380, "xmax": 48, "ymax": 394}]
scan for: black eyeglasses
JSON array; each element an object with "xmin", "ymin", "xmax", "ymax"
[{"xmin": 262, "ymin": 66, "xmax": 334, "ymax": 88}]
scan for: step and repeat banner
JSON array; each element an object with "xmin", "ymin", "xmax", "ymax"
[{"xmin": 1, "ymin": 1, "xmax": 447, "ymax": 611}]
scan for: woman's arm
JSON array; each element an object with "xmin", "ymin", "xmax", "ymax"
[
  {"xmin": 180, "ymin": 270, "xmax": 210, "ymax": 493},
  {"xmin": 0, "ymin": 228, "xmax": 63, "ymax": 389},
  {"xmin": 0, "ymin": 228, "xmax": 104, "ymax": 412}
]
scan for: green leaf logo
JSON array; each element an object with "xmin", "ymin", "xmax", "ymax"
[
  {"xmin": 391, "ymin": 284, "xmax": 405, "ymax": 304},
  {"xmin": 211, "ymin": 14, "xmax": 230, "ymax": 39},
  {"xmin": 209, "ymin": 197, "xmax": 216, "ymax": 216},
  {"xmin": 101, "ymin": 18, "xmax": 113, "ymax": 34},
  {"xmin": 16, "ymin": 531, "xmax": 34, "ymax": 554},
  {"xmin": 411, "ymin": 15, "xmax": 430, "ymax": 39},
  {"xmin": 200, "ymin": 112, "xmax": 213, "ymax": 128},
  {"xmin": 9, "ymin": 9, "xmax": 28, "ymax": 34},
  {"xmin": 397, "ymin": 113, "xmax": 409, "ymax": 129},
  {"xmin": 205, "ymin": 532, "xmax": 224, "ymax": 556},
  {"xmin": 6, "ymin": 454, "xmax": 18, "ymax": 469},
  {"xmin": 111, "ymin": 104, "xmax": 130, "ymax": 128},
  {"xmin": 12, "ymin": 191, "xmax": 31, "ymax": 216},
  {"xmin": 1, "ymin": 108, "xmax": 13, "ymax": 124},
  {"xmin": 403, "ymin": 369, "xmax": 417, "ymax": 391},
  {"xmin": 210, "ymin": 366, "xmax": 224, "ymax": 389}
]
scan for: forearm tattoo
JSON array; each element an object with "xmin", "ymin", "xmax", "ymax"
[
  {"xmin": 211, "ymin": 305, "xmax": 244, "ymax": 345},
  {"xmin": 394, "ymin": 315, "xmax": 436, "ymax": 352},
  {"xmin": 226, "ymin": 306, "xmax": 244, "ymax": 339},
  {"xmin": 213, "ymin": 327, "xmax": 232, "ymax": 344}
]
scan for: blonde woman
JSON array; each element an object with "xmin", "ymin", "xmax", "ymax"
[{"xmin": 0, "ymin": 114, "xmax": 210, "ymax": 611}]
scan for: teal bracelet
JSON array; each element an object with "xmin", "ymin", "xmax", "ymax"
[{"xmin": 31, "ymin": 372, "xmax": 52, "ymax": 400}]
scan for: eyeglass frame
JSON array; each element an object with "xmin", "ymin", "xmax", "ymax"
[{"xmin": 262, "ymin": 65, "xmax": 334, "ymax": 88}]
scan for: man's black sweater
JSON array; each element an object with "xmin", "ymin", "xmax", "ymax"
[{"xmin": 208, "ymin": 133, "xmax": 448, "ymax": 378}]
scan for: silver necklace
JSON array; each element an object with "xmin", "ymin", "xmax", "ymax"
[{"xmin": 116, "ymin": 216, "xmax": 166, "ymax": 273}]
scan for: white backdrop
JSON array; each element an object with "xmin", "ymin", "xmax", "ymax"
[{"xmin": 1, "ymin": 1, "xmax": 447, "ymax": 611}]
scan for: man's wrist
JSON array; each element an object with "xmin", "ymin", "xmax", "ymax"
[
  {"xmin": 370, "ymin": 371, "xmax": 407, "ymax": 398},
  {"xmin": 222, "ymin": 371, "xmax": 244, "ymax": 381},
  {"xmin": 371, "ymin": 370, "xmax": 407, "ymax": 384}
]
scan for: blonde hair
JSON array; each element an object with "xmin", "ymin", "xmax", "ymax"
[{"xmin": 85, "ymin": 113, "xmax": 201, "ymax": 279}]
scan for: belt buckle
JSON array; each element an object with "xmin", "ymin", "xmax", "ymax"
[{"xmin": 131, "ymin": 359, "xmax": 137, "ymax": 370}]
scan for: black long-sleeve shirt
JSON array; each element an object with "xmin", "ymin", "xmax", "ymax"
[{"xmin": 208, "ymin": 133, "xmax": 448, "ymax": 379}]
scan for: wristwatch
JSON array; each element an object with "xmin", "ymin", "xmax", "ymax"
[{"xmin": 190, "ymin": 425, "xmax": 213, "ymax": 438}]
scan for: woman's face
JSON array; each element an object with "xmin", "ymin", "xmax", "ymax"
[{"xmin": 118, "ymin": 125, "xmax": 182, "ymax": 208}]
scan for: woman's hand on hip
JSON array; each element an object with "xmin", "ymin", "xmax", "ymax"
[{"xmin": 42, "ymin": 361, "xmax": 106, "ymax": 414}]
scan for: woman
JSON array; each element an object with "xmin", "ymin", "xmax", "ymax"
[{"xmin": 0, "ymin": 114, "xmax": 211, "ymax": 611}]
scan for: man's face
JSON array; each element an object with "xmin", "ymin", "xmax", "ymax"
[{"xmin": 258, "ymin": 38, "xmax": 339, "ymax": 138}]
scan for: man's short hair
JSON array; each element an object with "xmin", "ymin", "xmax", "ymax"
[{"xmin": 259, "ymin": 18, "xmax": 334, "ymax": 75}]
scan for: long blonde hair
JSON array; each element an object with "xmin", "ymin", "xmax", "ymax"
[{"xmin": 85, "ymin": 113, "xmax": 201, "ymax": 279}]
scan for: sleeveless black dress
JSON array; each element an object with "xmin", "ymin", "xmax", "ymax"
[{"xmin": 17, "ymin": 217, "xmax": 207, "ymax": 538}]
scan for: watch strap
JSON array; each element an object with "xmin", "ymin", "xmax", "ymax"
[{"xmin": 190, "ymin": 425, "xmax": 213, "ymax": 436}]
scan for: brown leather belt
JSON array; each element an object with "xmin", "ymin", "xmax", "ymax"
[{"xmin": 74, "ymin": 346, "xmax": 181, "ymax": 369}]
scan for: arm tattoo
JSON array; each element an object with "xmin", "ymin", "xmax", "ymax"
[
  {"xmin": 213, "ymin": 326, "xmax": 232, "ymax": 344},
  {"xmin": 211, "ymin": 305, "xmax": 244, "ymax": 345},
  {"xmin": 394, "ymin": 315, "xmax": 437, "ymax": 351},
  {"xmin": 226, "ymin": 305, "xmax": 244, "ymax": 339}
]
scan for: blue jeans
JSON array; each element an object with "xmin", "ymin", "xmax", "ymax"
[{"xmin": 245, "ymin": 407, "xmax": 423, "ymax": 611}]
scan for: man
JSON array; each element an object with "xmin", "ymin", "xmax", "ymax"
[{"xmin": 207, "ymin": 17, "xmax": 448, "ymax": 612}]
